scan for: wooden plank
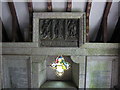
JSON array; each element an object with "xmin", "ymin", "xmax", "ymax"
[
  {"xmin": 110, "ymin": 17, "xmax": 120, "ymax": 43},
  {"xmin": 95, "ymin": 2, "xmax": 112, "ymax": 42},
  {"xmin": 8, "ymin": 2, "xmax": 24, "ymax": 42},
  {"xmin": 0, "ymin": 18, "xmax": 9, "ymax": 42},
  {"xmin": 85, "ymin": 0, "xmax": 92, "ymax": 42},
  {"xmin": 47, "ymin": 0, "xmax": 52, "ymax": 12},
  {"xmin": 28, "ymin": 1, "xmax": 33, "ymax": 42},
  {"xmin": 66, "ymin": 0, "xmax": 72, "ymax": 12}
]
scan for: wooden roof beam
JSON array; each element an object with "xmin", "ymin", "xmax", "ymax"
[
  {"xmin": 28, "ymin": 1, "xmax": 33, "ymax": 41},
  {"xmin": 66, "ymin": 0, "xmax": 72, "ymax": 12},
  {"xmin": 110, "ymin": 17, "xmax": 120, "ymax": 43},
  {"xmin": 47, "ymin": 0, "xmax": 52, "ymax": 12},
  {"xmin": 8, "ymin": 2, "xmax": 24, "ymax": 42},
  {"xmin": 28, "ymin": 1, "xmax": 33, "ymax": 13},
  {"xmin": 85, "ymin": 0, "xmax": 92, "ymax": 42},
  {"xmin": 0, "ymin": 18, "xmax": 9, "ymax": 42},
  {"xmin": 95, "ymin": 2, "xmax": 112, "ymax": 42}
]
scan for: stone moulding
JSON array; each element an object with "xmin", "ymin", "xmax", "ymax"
[{"xmin": 2, "ymin": 47, "xmax": 119, "ymax": 56}]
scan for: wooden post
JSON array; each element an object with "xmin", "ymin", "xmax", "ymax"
[
  {"xmin": 28, "ymin": 1, "xmax": 33, "ymax": 41},
  {"xmin": 0, "ymin": 18, "xmax": 1, "ymax": 42},
  {"xmin": 47, "ymin": 0, "xmax": 52, "ymax": 12},
  {"xmin": 110, "ymin": 17, "xmax": 120, "ymax": 43},
  {"xmin": 85, "ymin": 0, "xmax": 92, "ymax": 42},
  {"xmin": 8, "ymin": 2, "xmax": 24, "ymax": 42},
  {"xmin": 66, "ymin": 0, "xmax": 72, "ymax": 12},
  {"xmin": 95, "ymin": 2, "xmax": 112, "ymax": 42},
  {"xmin": 0, "ymin": 18, "xmax": 9, "ymax": 42}
]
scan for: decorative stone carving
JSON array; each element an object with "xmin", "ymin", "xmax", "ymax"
[
  {"xmin": 36, "ymin": 13, "xmax": 86, "ymax": 47},
  {"xmin": 53, "ymin": 19, "xmax": 64, "ymax": 39},
  {"xmin": 40, "ymin": 19, "xmax": 52, "ymax": 39},
  {"xmin": 66, "ymin": 19, "xmax": 78, "ymax": 39},
  {"xmin": 40, "ymin": 19, "xmax": 79, "ymax": 40},
  {"xmin": 39, "ymin": 19, "xmax": 81, "ymax": 47}
]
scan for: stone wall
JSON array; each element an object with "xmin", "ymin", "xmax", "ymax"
[
  {"xmin": 31, "ymin": 55, "xmax": 84, "ymax": 88},
  {"xmin": 31, "ymin": 56, "xmax": 46, "ymax": 88},
  {"xmin": 0, "ymin": 55, "xmax": 2, "ymax": 89},
  {"xmin": 1, "ymin": 12, "xmax": 119, "ymax": 89},
  {"xmin": 2, "ymin": 56, "xmax": 29, "ymax": 88},
  {"xmin": 86, "ymin": 56, "xmax": 118, "ymax": 88}
]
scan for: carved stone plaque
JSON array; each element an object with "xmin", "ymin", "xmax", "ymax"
[
  {"xmin": 39, "ymin": 19, "xmax": 81, "ymax": 47},
  {"xmin": 33, "ymin": 13, "xmax": 86, "ymax": 47},
  {"xmin": 40, "ymin": 19, "xmax": 79, "ymax": 40}
]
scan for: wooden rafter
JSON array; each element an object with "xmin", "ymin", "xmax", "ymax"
[
  {"xmin": 28, "ymin": 1, "xmax": 33, "ymax": 13},
  {"xmin": 8, "ymin": 2, "xmax": 24, "ymax": 42},
  {"xmin": 47, "ymin": 0, "xmax": 52, "ymax": 11},
  {"xmin": 110, "ymin": 17, "xmax": 120, "ymax": 42},
  {"xmin": 85, "ymin": 0, "xmax": 92, "ymax": 42},
  {"xmin": 28, "ymin": 1, "xmax": 33, "ymax": 41},
  {"xmin": 95, "ymin": 2, "xmax": 112, "ymax": 42},
  {"xmin": 66, "ymin": 0, "xmax": 72, "ymax": 12},
  {"xmin": 0, "ymin": 18, "xmax": 9, "ymax": 42},
  {"xmin": 0, "ymin": 18, "xmax": 1, "ymax": 42}
]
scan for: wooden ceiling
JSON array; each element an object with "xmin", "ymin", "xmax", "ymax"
[{"xmin": 1, "ymin": 0, "xmax": 120, "ymax": 43}]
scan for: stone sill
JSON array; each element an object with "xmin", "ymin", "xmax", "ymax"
[
  {"xmin": 2, "ymin": 43, "xmax": 120, "ymax": 49},
  {"xmin": 40, "ymin": 81, "xmax": 77, "ymax": 89}
]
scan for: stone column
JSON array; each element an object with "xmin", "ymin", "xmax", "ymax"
[
  {"xmin": 31, "ymin": 56, "xmax": 47, "ymax": 88},
  {"xmin": 71, "ymin": 56, "xmax": 86, "ymax": 88}
]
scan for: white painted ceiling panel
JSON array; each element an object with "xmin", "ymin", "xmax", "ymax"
[
  {"xmin": 72, "ymin": 2, "xmax": 86, "ymax": 12},
  {"xmin": 107, "ymin": 2, "xmax": 118, "ymax": 41},
  {"xmin": 118, "ymin": 2, "xmax": 120, "ymax": 16},
  {"xmin": 52, "ymin": 0, "xmax": 67, "ymax": 2},
  {"xmin": 14, "ymin": 2, "xmax": 29, "ymax": 35},
  {"xmin": 2, "ymin": 2, "xmax": 12, "ymax": 40},
  {"xmin": 0, "ymin": 2, "xmax": 2, "ymax": 18},
  {"xmin": 33, "ymin": 2, "xmax": 47, "ymax": 11},
  {"xmin": 52, "ymin": 2, "xmax": 66, "ymax": 11},
  {"xmin": 89, "ymin": 2, "xmax": 106, "ymax": 41}
]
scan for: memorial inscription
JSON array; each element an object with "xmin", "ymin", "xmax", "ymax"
[{"xmin": 39, "ymin": 19, "xmax": 80, "ymax": 47}]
